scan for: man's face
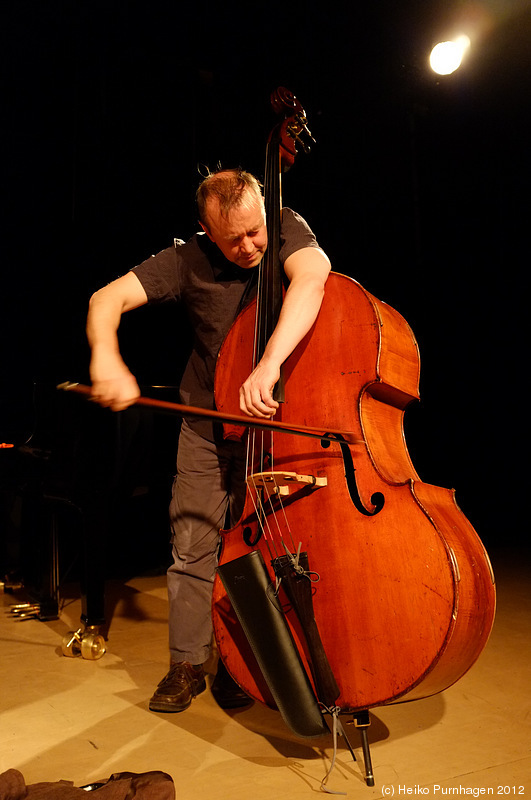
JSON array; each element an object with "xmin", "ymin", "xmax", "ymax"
[{"xmin": 201, "ymin": 192, "xmax": 268, "ymax": 269}]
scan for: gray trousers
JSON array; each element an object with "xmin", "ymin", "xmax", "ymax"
[{"xmin": 167, "ymin": 420, "xmax": 247, "ymax": 664}]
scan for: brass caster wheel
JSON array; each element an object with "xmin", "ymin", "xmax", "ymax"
[
  {"xmin": 61, "ymin": 626, "xmax": 105, "ymax": 659},
  {"xmin": 80, "ymin": 630, "xmax": 106, "ymax": 660},
  {"xmin": 62, "ymin": 629, "xmax": 82, "ymax": 657}
]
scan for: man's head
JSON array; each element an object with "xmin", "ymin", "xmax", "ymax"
[{"xmin": 196, "ymin": 168, "xmax": 267, "ymax": 269}]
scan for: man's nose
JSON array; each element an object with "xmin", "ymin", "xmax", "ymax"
[{"xmin": 240, "ymin": 237, "xmax": 253, "ymax": 253}]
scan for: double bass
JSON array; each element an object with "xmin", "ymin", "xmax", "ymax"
[
  {"xmin": 211, "ymin": 88, "xmax": 496, "ymax": 781},
  {"xmin": 58, "ymin": 88, "xmax": 495, "ymax": 786}
]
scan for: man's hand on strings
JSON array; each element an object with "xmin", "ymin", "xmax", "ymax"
[
  {"xmin": 239, "ymin": 359, "xmax": 280, "ymax": 418},
  {"xmin": 238, "ymin": 247, "xmax": 331, "ymax": 419}
]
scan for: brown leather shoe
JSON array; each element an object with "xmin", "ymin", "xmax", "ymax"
[
  {"xmin": 149, "ymin": 661, "xmax": 206, "ymax": 713},
  {"xmin": 210, "ymin": 660, "xmax": 253, "ymax": 710}
]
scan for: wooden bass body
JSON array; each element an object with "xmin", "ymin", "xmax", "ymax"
[{"xmin": 212, "ymin": 273, "xmax": 495, "ymax": 712}]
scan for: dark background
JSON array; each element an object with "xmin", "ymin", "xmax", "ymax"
[{"xmin": 2, "ymin": 0, "xmax": 529, "ymax": 567}]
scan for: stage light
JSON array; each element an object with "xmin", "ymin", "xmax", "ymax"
[{"xmin": 429, "ymin": 35, "xmax": 471, "ymax": 75}]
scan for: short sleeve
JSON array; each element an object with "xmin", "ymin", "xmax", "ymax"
[
  {"xmin": 279, "ymin": 208, "xmax": 320, "ymax": 264},
  {"xmin": 131, "ymin": 246, "xmax": 181, "ymax": 303}
]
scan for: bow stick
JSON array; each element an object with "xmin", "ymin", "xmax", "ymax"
[{"xmin": 57, "ymin": 382, "xmax": 362, "ymax": 445}]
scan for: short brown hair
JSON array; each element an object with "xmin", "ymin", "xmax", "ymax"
[{"xmin": 196, "ymin": 168, "xmax": 263, "ymax": 229}]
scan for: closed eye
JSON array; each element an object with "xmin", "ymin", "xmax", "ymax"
[{"xmin": 230, "ymin": 230, "xmax": 259, "ymax": 244}]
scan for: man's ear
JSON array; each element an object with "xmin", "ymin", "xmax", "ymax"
[{"xmin": 200, "ymin": 221, "xmax": 215, "ymax": 242}]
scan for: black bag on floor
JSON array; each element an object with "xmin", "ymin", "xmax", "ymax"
[{"xmin": 0, "ymin": 769, "xmax": 175, "ymax": 799}]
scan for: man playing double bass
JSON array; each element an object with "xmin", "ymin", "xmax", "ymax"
[{"xmin": 86, "ymin": 168, "xmax": 331, "ymax": 712}]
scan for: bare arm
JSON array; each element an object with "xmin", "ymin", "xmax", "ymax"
[
  {"xmin": 87, "ymin": 271, "xmax": 148, "ymax": 411},
  {"xmin": 239, "ymin": 246, "xmax": 331, "ymax": 417}
]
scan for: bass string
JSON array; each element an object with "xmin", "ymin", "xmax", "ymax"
[
  {"xmin": 245, "ymin": 424, "xmax": 299, "ymax": 561},
  {"xmin": 242, "ymin": 135, "xmax": 298, "ymax": 562}
]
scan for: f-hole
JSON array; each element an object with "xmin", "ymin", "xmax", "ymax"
[
  {"xmin": 243, "ymin": 525, "xmax": 262, "ymax": 547},
  {"xmin": 320, "ymin": 436, "xmax": 385, "ymax": 517}
]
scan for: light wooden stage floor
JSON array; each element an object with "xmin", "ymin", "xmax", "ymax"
[{"xmin": 1, "ymin": 546, "xmax": 529, "ymax": 799}]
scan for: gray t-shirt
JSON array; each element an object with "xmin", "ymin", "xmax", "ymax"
[{"xmin": 132, "ymin": 208, "xmax": 320, "ymax": 439}]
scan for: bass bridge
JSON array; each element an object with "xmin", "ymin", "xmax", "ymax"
[{"xmin": 248, "ymin": 470, "xmax": 327, "ymax": 497}]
